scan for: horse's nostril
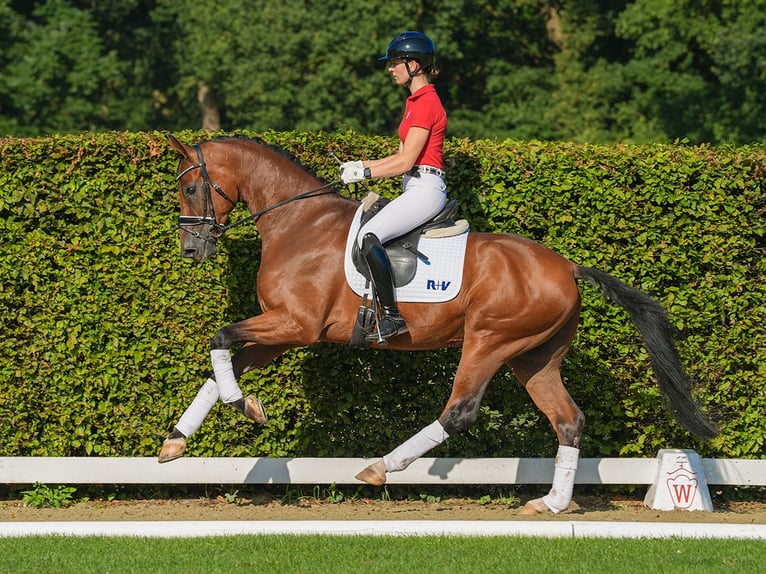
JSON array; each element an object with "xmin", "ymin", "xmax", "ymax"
[{"xmin": 182, "ymin": 248, "xmax": 197, "ymax": 258}]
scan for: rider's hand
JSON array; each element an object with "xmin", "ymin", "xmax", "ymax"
[{"xmin": 340, "ymin": 160, "xmax": 366, "ymax": 184}]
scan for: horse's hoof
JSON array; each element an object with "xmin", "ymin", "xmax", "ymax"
[
  {"xmin": 158, "ymin": 437, "xmax": 186, "ymax": 463},
  {"xmin": 518, "ymin": 497, "xmax": 551, "ymax": 515},
  {"xmin": 355, "ymin": 459, "xmax": 387, "ymax": 486},
  {"xmin": 244, "ymin": 396, "xmax": 268, "ymax": 425}
]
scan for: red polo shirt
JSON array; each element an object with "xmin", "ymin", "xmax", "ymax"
[{"xmin": 398, "ymin": 84, "xmax": 447, "ymax": 170}]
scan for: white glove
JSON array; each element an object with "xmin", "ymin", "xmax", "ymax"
[{"xmin": 340, "ymin": 160, "xmax": 366, "ymax": 184}]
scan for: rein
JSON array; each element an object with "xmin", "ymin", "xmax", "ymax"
[{"xmin": 178, "ymin": 144, "xmax": 341, "ymax": 243}]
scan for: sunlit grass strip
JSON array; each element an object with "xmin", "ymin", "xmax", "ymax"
[{"xmin": 1, "ymin": 535, "xmax": 763, "ymax": 574}]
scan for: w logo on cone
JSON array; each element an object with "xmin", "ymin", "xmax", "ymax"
[{"xmin": 666, "ymin": 467, "xmax": 699, "ymax": 509}]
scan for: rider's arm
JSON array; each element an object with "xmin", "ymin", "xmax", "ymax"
[{"xmin": 363, "ymin": 127, "xmax": 429, "ymax": 178}]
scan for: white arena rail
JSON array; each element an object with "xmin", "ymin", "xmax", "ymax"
[{"xmin": 1, "ymin": 455, "xmax": 764, "ymax": 486}]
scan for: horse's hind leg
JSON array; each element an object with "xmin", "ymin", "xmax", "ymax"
[
  {"xmin": 158, "ymin": 344, "xmax": 285, "ymax": 463},
  {"xmin": 508, "ymin": 321, "xmax": 585, "ymax": 514},
  {"xmin": 355, "ymin": 344, "xmax": 505, "ymax": 486}
]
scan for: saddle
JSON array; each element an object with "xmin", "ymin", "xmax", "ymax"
[
  {"xmin": 351, "ymin": 193, "xmax": 466, "ymax": 287},
  {"xmin": 349, "ymin": 193, "xmax": 468, "ymax": 349}
]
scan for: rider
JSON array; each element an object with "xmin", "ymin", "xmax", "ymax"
[{"xmin": 340, "ymin": 31, "xmax": 448, "ymax": 341}]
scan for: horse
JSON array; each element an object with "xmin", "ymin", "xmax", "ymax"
[{"xmin": 160, "ymin": 134, "xmax": 717, "ymax": 514}]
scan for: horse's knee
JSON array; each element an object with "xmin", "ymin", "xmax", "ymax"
[
  {"xmin": 440, "ymin": 398, "xmax": 481, "ymax": 435},
  {"xmin": 211, "ymin": 327, "xmax": 233, "ymax": 350}
]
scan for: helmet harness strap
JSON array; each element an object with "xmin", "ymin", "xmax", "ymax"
[{"xmin": 403, "ymin": 59, "xmax": 423, "ymax": 87}]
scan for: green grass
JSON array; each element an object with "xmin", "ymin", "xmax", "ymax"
[{"xmin": 0, "ymin": 535, "xmax": 763, "ymax": 574}]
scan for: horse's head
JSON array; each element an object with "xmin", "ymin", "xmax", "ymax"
[{"xmin": 168, "ymin": 134, "xmax": 239, "ymax": 261}]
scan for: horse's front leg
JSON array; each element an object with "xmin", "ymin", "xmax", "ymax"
[
  {"xmin": 355, "ymin": 419, "xmax": 452, "ymax": 486},
  {"xmin": 356, "ymin": 349, "xmax": 500, "ymax": 485},
  {"xmin": 208, "ymin": 347, "xmax": 268, "ymax": 422},
  {"xmin": 158, "ymin": 342, "xmax": 288, "ymax": 463},
  {"xmin": 209, "ymin": 312, "xmax": 318, "ymax": 417}
]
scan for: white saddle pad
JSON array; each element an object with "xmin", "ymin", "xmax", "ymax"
[{"xmin": 344, "ymin": 204, "xmax": 469, "ymax": 303}]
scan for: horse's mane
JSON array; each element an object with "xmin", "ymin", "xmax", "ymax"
[{"xmin": 211, "ymin": 135, "xmax": 325, "ymax": 182}]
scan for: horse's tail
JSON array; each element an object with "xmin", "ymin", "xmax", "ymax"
[{"xmin": 575, "ymin": 265, "xmax": 718, "ymax": 441}]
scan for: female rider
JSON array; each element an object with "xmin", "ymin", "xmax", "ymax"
[{"xmin": 340, "ymin": 31, "xmax": 448, "ymax": 341}]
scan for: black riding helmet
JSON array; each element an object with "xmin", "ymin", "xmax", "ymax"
[{"xmin": 378, "ymin": 31, "xmax": 436, "ymax": 71}]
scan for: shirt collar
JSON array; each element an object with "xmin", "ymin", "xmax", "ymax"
[{"xmin": 407, "ymin": 84, "xmax": 436, "ymax": 102}]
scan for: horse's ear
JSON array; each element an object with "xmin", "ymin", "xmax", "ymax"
[{"xmin": 167, "ymin": 134, "xmax": 192, "ymax": 161}]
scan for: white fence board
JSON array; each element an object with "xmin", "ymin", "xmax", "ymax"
[
  {"xmin": 701, "ymin": 458, "xmax": 766, "ymax": 486},
  {"xmin": 1, "ymin": 457, "xmax": 763, "ymax": 486}
]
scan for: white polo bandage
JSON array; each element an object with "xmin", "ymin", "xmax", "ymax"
[
  {"xmin": 175, "ymin": 378, "xmax": 219, "ymax": 437},
  {"xmin": 210, "ymin": 349, "xmax": 243, "ymax": 403},
  {"xmin": 383, "ymin": 420, "xmax": 449, "ymax": 472},
  {"xmin": 542, "ymin": 445, "xmax": 580, "ymax": 513}
]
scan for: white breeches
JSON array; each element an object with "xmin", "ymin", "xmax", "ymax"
[{"xmin": 357, "ymin": 173, "xmax": 447, "ymax": 247}]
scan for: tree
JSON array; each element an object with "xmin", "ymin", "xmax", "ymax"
[
  {"xmin": 164, "ymin": 0, "xmax": 421, "ymax": 134},
  {"xmin": 0, "ymin": 0, "xmax": 180, "ymax": 135},
  {"xmin": 0, "ymin": 1, "xmax": 118, "ymax": 135},
  {"xmin": 2, "ymin": 0, "xmax": 765, "ymax": 143},
  {"xmin": 430, "ymin": 0, "xmax": 559, "ymax": 140},
  {"xmin": 615, "ymin": 0, "xmax": 766, "ymax": 144},
  {"xmin": 164, "ymin": 0, "xmax": 559, "ymax": 139},
  {"xmin": 549, "ymin": 0, "xmax": 766, "ymax": 144}
]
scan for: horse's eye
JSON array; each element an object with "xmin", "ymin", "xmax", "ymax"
[{"xmin": 184, "ymin": 185, "xmax": 197, "ymax": 197}]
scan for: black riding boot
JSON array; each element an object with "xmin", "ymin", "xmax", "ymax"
[{"xmin": 361, "ymin": 233, "xmax": 408, "ymax": 339}]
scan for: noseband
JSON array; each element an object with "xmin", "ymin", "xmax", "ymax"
[{"xmin": 177, "ymin": 144, "xmax": 340, "ymax": 244}]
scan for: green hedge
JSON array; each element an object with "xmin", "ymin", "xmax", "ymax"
[{"xmin": 0, "ymin": 131, "xmax": 763, "ymax": 461}]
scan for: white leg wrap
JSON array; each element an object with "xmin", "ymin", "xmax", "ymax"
[
  {"xmin": 542, "ymin": 445, "xmax": 580, "ymax": 513},
  {"xmin": 383, "ymin": 420, "xmax": 449, "ymax": 472},
  {"xmin": 175, "ymin": 378, "xmax": 219, "ymax": 437},
  {"xmin": 210, "ymin": 349, "xmax": 243, "ymax": 403}
]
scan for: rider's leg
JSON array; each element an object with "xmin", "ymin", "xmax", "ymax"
[
  {"xmin": 361, "ymin": 232, "xmax": 407, "ymax": 339},
  {"xmin": 356, "ymin": 173, "xmax": 447, "ymax": 247},
  {"xmin": 355, "ymin": 174, "xmax": 446, "ymax": 340}
]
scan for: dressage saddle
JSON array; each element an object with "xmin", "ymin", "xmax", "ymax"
[{"xmin": 351, "ymin": 193, "xmax": 465, "ymax": 288}]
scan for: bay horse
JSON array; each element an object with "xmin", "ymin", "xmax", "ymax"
[{"xmin": 160, "ymin": 134, "xmax": 716, "ymax": 514}]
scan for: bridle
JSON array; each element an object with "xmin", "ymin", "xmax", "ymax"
[{"xmin": 177, "ymin": 144, "xmax": 340, "ymax": 243}]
